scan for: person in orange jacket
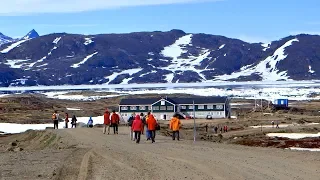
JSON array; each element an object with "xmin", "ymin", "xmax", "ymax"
[
  {"xmin": 132, "ymin": 115, "xmax": 144, "ymax": 144},
  {"xmin": 103, "ymin": 109, "xmax": 111, "ymax": 134},
  {"xmin": 111, "ymin": 110, "xmax": 120, "ymax": 134},
  {"xmin": 146, "ymin": 112, "xmax": 157, "ymax": 143},
  {"xmin": 170, "ymin": 114, "xmax": 181, "ymax": 141}
]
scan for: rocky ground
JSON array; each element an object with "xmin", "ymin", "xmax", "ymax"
[{"xmin": 0, "ymin": 127, "xmax": 319, "ymax": 180}]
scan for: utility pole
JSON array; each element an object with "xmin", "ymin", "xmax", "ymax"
[{"xmin": 193, "ymin": 100, "xmax": 196, "ymax": 142}]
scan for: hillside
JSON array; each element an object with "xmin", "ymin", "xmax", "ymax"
[{"xmin": 0, "ymin": 29, "xmax": 319, "ymax": 87}]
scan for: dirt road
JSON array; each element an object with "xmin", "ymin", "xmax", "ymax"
[{"xmin": 1, "ymin": 127, "xmax": 319, "ymax": 180}]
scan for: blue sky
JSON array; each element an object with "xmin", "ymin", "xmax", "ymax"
[{"xmin": 0, "ymin": 0, "xmax": 319, "ymax": 43}]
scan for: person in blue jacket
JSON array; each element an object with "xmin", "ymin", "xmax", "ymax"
[{"xmin": 87, "ymin": 117, "xmax": 93, "ymax": 128}]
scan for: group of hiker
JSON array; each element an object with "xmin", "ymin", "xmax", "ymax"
[
  {"xmin": 52, "ymin": 109, "xmax": 183, "ymax": 144},
  {"xmin": 127, "ymin": 112, "xmax": 182, "ymax": 143},
  {"xmin": 52, "ymin": 110, "xmax": 77, "ymax": 129}
]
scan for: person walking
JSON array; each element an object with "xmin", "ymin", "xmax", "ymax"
[
  {"xmin": 140, "ymin": 113, "xmax": 146, "ymax": 135},
  {"xmin": 132, "ymin": 115, "xmax": 144, "ymax": 144},
  {"xmin": 71, "ymin": 115, "xmax": 77, "ymax": 128},
  {"xmin": 276, "ymin": 121, "xmax": 279, "ymax": 129},
  {"xmin": 103, "ymin": 109, "xmax": 111, "ymax": 134},
  {"xmin": 64, "ymin": 112, "xmax": 69, "ymax": 128},
  {"xmin": 111, "ymin": 110, "xmax": 120, "ymax": 134},
  {"xmin": 145, "ymin": 114, "xmax": 151, "ymax": 141},
  {"xmin": 87, "ymin": 117, "xmax": 93, "ymax": 128},
  {"xmin": 52, "ymin": 110, "xmax": 59, "ymax": 129},
  {"xmin": 170, "ymin": 114, "xmax": 181, "ymax": 141},
  {"xmin": 272, "ymin": 121, "xmax": 275, "ymax": 128},
  {"xmin": 146, "ymin": 112, "xmax": 157, "ymax": 143},
  {"xmin": 128, "ymin": 113, "xmax": 135, "ymax": 140}
]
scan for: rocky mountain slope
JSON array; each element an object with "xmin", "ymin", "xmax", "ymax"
[
  {"xmin": 0, "ymin": 29, "xmax": 319, "ymax": 87},
  {"xmin": 0, "ymin": 32, "xmax": 14, "ymax": 46}
]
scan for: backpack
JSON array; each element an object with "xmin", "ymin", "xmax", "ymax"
[
  {"xmin": 128, "ymin": 116, "xmax": 133, "ymax": 126},
  {"xmin": 155, "ymin": 123, "xmax": 160, "ymax": 130},
  {"xmin": 141, "ymin": 116, "xmax": 146, "ymax": 125},
  {"xmin": 52, "ymin": 113, "xmax": 56, "ymax": 120}
]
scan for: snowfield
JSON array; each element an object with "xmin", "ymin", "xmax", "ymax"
[
  {"xmin": 266, "ymin": 132, "xmax": 320, "ymax": 139},
  {"xmin": 1, "ymin": 81, "xmax": 320, "ymax": 101},
  {"xmin": 0, "ymin": 115, "xmax": 112, "ymax": 134}
]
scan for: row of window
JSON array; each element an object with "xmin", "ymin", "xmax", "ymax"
[
  {"xmin": 180, "ymin": 105, "xmax": 223, "ymax": 110},
  {"xmin": 120, "ymin": 104, "xmax": 224, "ymax": 111},
  {"xmin": 152, "ymin": 106, "xmax": 174, "ymax": 111},
  {"xmin": 121, "ymin": 106, "xmax": 148, "ymax": 111}
]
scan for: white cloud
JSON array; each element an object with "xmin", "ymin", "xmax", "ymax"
[{"xmin": 0, "ymin": 0, "xmax": 222, "ymax": 15}]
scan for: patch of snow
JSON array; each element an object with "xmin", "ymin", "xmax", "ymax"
[
  {"xmin": 148, "ymin": 52, "xmax": 154, "ymax": 55},
  {"xmin": 66, "ymin": 108, "xmax": 82, "ymax": 111},
  {"xmin": 36, "ymin": 63, "xmax": 48, "ymax": 68},
  {"xmin": 161, "ymin": 34, "xmax": 193, "ymax": 58},
  {"xmin": 147, "ymin": 58, "xmax": 153, "ymax": 61},
  {"xmin": 262, "ymin": 43, "xmax": 270, "ymax": 51},
  {"xmin": 266, "ymin": 132, "xmax": 320, "ymax": 139},
  {"xmin": 43, "ymin": 91, "xmax": 121, "ymax": 101},
  {"xmin": 165, "ymin": 73, "xmax": 174, "ymax": 83},
  {"xmin": 71, "ymin": 52, "xmax": 98, "ymax": 68},
  {"xmin": 121, "ymin": 77, "xmax": 133, "ymax": 84},
  {"xmin": 219, "ymin": 44, "xmax": 225, "ymax": 49},
  {"xmin": 308, "ymin": 65, "xmax": 315, "ymax": 74},
  {"xmin": 288, "ymin": 147, "xmax": 320, "ymax": 152},
  {"xmin": 53, "ymin": 37, "xmax": 61, "ymax": 44},
  {"xmin": 224, "ymin": 53, "xmax": 227, "ymax": 57},
  {"xmin": 1, "ymin": 39, "xmax": 29, "ymax": 53},
  {"xmin": 104, "ymin": 68, "xmax": 142, "ymax": 84},
  {"xmin": 159, "ymin": 34, "xmax": 211, "ymax": 82},
  {"xmin": 139, "ymin": 70, "xmax": 157, "ymax": 77},
  {"xmin": 216, "ymin": 38, "xmax": 299, "ymax": 81},
  {"xmin": 84, "ymin": 37, "xmax": 94, "ymax": 45},
  {"xmin": 5, "ymin": 59, "xmax": 29, "ymax": 68}
]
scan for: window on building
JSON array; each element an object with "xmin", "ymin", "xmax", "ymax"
[
  {"xmin": 121, "ymin": 106, "xmax": 128, "ymax": 110},
  {"xmin": 216, "ymin": 105, "xmax": 223, "ymax": 110},
  {"xmin": 188, "ymin": 105, "xmax": 194, "ymax": 109},
  {"xmin": 139, "ymin": 106, "xmax": 146, "ymax": 110},
  {"xmin": 152, "ymin": 106, "xmax": 159, "ymax": 110},
  {"xmin": 167, "ymin": 106, "xmax": 174, "ymax": 111},
  {"xmin": 198, "ymin": 105, "xmax": 204, "ymax": 109},
  {"xmin": 161, "ymin": 100, "xmax": 165, "ymax": 106},
  {"xmin": 181, "ymin": 105, "xmax": 186, "ymax": 109},
  {"xmin": 130, "ymin": 106, "xmax": 137, "ymax": 110},
  {"xmin": 207, "ymin": 105, "xmax": 213, "ymax": 109},
  {"xmin": 160, "ymin": 106, "xmax": 166, "ymax": 110}
]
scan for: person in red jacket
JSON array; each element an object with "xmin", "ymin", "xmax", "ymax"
[
  {"xmin": 111, "ymin": 110, "xmax": 120, "ymax": 134},
  {"xmin": 146, "ymin": 112, "xmax": 157, "ymax": 143},
  {"xmin": 132, "ymin": 115, "xmax": 144, "ymax": 144},
  {"xmin": 103, "ymin": 109, "xmax": 111, "ymax": 134}
]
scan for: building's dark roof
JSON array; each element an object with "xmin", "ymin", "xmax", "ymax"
[
  {"xmin": 168, "ymin": 97, "xmax": 227, "ymax": 104},
  {"xmin": 119, "ymin": 98, "xmax": 159, "ymax": 105},
  {"xmin": 119, "ymin": 96, "xmax": 228, "ymax": 105}
]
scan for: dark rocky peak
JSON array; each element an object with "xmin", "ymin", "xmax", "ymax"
[{"xmin": 22, "ymin": 29, "xmax": 40, "ymax": 40}]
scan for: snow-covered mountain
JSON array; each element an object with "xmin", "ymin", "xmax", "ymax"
[
  {"xmin": 0, "ymin": 32, "xmax": 13, "ymax": 46},
  {"xmin": 0, "ymin": 29, "xmax": 39, "ymax": 47},
  {"xmin": 0, "ymin": 29, "xmax": 319, "ymax": 87}
]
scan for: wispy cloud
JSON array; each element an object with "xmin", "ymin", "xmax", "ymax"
[{"xmin": 0, "ymin": 0, "xmax": 222, "ymax": 15}]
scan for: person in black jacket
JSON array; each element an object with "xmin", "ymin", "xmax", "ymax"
[
  {"xmin": 128, "ymin": 113, "xmax": 135, "ymax": 140},
  {"xmin": 71, "ymin": 115, "xmax": 77, "ymax": 128}
]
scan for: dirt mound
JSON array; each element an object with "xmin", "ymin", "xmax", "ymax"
[{"xmin": 0, "ymin": 130, "xmax": 70, "ymax": 152}]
